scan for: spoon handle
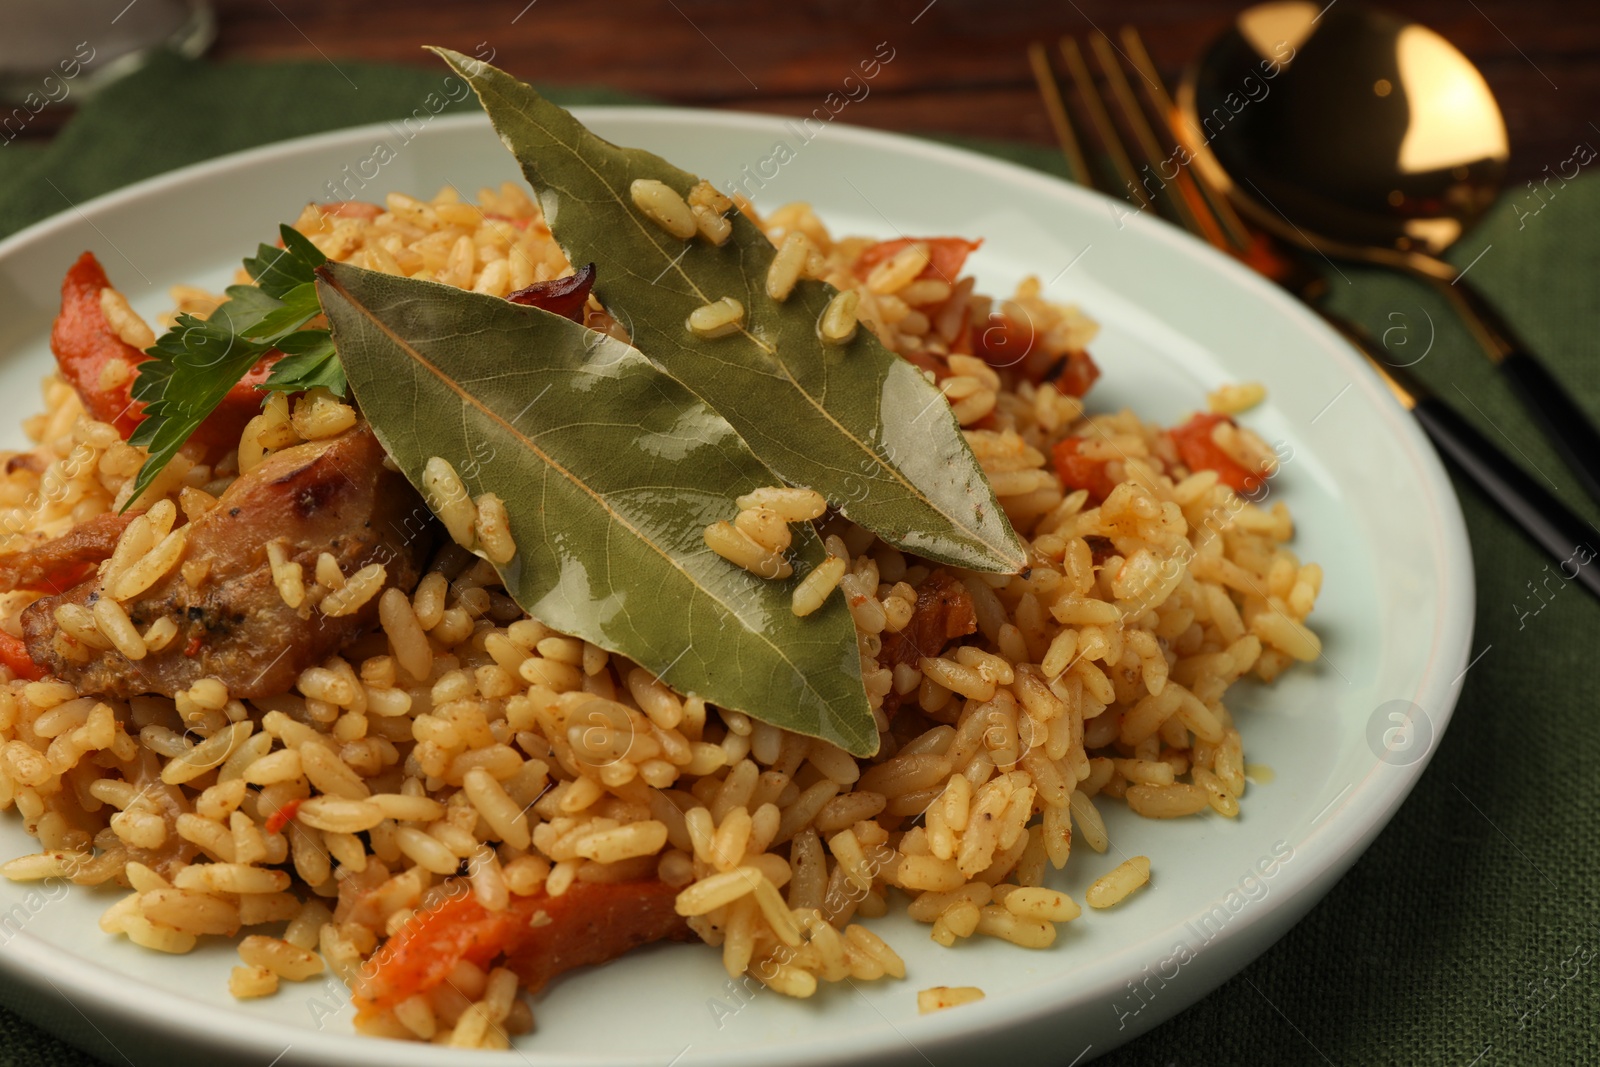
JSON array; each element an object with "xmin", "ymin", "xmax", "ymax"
[{"xmin": 1440, "ymin": 277, "xmax": 1600, "ymax": 510}]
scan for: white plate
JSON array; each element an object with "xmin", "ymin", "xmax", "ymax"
[{"xmin": 0, "ymin": 110, "xmax": 1473, "ymax": 1066}]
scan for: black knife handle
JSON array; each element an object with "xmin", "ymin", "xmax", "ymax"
[
  {"xmin": 1412, "ymin": 394, "xmax": 1600, "ymax": 599},
  {"xmin": 1498, "ymin": 349, "xmax": 1600, "ymax": 510},
  {"xmin": 1315, "ymin": 306, "xmax": 1600, "ymax": 601},
  {"xmin": 1441, "ymin": 276, "xmax": 1600, "ymax": 512}
]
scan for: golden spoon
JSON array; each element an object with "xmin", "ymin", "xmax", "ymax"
[{"xmin": 1179, "ymin": 1, "xmax": 1600, "ymax": 508}]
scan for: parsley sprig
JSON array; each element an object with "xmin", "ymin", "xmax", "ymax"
[{"xmin": 124, "ymin": 225, "xmax": 346, "ymax": 508}]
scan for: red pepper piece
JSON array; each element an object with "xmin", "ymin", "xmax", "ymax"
[
  {"xmin": 1051, "ymin": 436, "xmax": 1119, "ymax": 502},
  {"xmin": 1051, "ymin": 349, "xmax": 1101, "ymax": 397},
  {"xmin": 264, "ymin": 798, "xmax": 301, "ymax": 836},
  {"xmin": 508, "ymin": 263, "xmax": 596, "ymax": 323},
  {"xmin": 878, "ymin": 569, "xmax": 979, "ymax": 717},
  {"xmin": 970, "ymin": 310, "xmax": 1101, "ymax": 397},
  {"xmin": 852, "ymin": 237, "xmax": 981, "ymax": 285},
  {"xmin": 1167, "ymin": 413, "xmax": 1262, "ymax": 494}
]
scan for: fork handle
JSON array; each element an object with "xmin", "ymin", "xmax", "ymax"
[{"xmin": 1411, "ymin": 393, "xmax": 1600, "ymax": 600}]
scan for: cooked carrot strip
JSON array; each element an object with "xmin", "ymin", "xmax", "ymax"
[
  {"xmin": 52, "ymin": 252, "xmax": 151, "ymax": 438},
  {"xmin": 52, "ymin": 252, "xmax": 282, "ymax": 450},
  {"xmin": 353, "ymin": 879, "xmax": 690, "ymax": 1020},
  {"xmin": 0, "ymin": 632, "xmax": 44, "ymax": 681}
]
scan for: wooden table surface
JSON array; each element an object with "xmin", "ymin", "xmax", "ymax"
[{"xmin": 207, "ymin": 0, "xmax": 1599, "ymax": 185}]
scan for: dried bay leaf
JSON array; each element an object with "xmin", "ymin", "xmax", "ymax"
[
  {"xmin": 316, "ymin": 262, "xmax": 877, "ymax": 756},
  {"xmin": 433, "ymin": 48, "xmax": 1027, "ymax": 575}
]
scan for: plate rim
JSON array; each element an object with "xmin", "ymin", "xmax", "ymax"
[{"xmin": 0, "ymin": 107, "xmax": 1475, "ymax": 1065}]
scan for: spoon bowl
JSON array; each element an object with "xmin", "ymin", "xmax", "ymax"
[
  {"xmin": 1179, "ymin": 1, "xmax": 1508, "ymax": 269},
  {"xmin": 1178, "ymin": 1, "xmax": 1600, "ymax": 512}
]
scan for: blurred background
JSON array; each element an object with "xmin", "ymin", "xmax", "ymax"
[{"xmin": 5, "ymin": 0, "xmax": 1596, "ymax": 186}]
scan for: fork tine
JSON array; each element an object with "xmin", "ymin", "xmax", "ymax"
[
  {"xmin": 1085, "ymin": 32, "xmax": 1213, "ymax": 242},
  {"xmin": 1027, "ymin": 42, "xmax": 1093, "ymax": 186},
  {"xmin": 1117, "ymin": 26, "xmax": 1253, "ymax": 253},
  {"xmin": 1030, "ymin": 42, "xmax": 1094, "ymax": 185},
  {"xmin": 1030, "ymin": 32, "xmax": 1420, "ymax": 415},
  {"xmin": 1118, "ymin": 25, "xmax": 1326, "ymax": 292},
  {"xmin": 1028, "ymin": 29, "xmax": 1244, "ymax": 255},
  {"xmin": 1057, "ymin": 36, "xmax": 1152, "ymax": 213}
]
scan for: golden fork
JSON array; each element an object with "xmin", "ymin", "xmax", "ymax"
[{"xmin": 1027, "ymin": 28, "xmax": 1600, "ymax": 600}]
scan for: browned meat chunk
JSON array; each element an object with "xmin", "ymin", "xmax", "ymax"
[
  {"xmin": 22, "ymin": 426, "xmax": 434, "ymax": 698},
  {"xmin": 0, "ymin": 512, "xmax": 137, "ymax": 594},
  {"xmin": 878, "ymin": 568, "xmax": 978, "ymax": 715}
]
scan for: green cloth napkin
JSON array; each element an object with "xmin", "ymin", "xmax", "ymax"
[{"xmin": 0, "ymin": 50, "xmax": 1595, "ymax": 1067}]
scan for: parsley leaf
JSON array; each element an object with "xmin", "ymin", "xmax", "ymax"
[
  {"xmin": 244, "ymin": 227, "xmax": 328, "ymax": 299},
  {"xmin": 123, "ymin": 225, "xmax": 343, "ymax": 509},
  {"xmin": 262, "ymin": 329, "xmax": 344, "ymax": 393}
]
